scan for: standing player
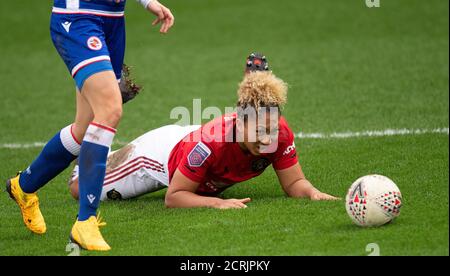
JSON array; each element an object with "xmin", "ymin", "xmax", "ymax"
[
  {"xmin": 6, "ymin": 0, "xmax": 174, "ymax": 251},
  {"xmin": 68, "ymin": 70, "xmax": 339, "ymax": 206}
]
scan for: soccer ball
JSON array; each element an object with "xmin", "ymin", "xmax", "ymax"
[{"xmin": 345, "ymin": 174, "xmax": 402, "ymax": 227}]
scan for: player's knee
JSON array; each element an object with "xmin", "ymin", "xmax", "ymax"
[
  {"xmin": 83, "ymin": 74, "xmax": 123, "ymax": 127},
  {"xmin": 71, "ymin": 123, "xmax": 88, "ymax": 143},
  {"xmin": 105, "ymin": 104, "xmax": 122, "ymax": 127},
  {"xmin": 96, "ymin": 92, "xmax": 123, "ymax": 126}
]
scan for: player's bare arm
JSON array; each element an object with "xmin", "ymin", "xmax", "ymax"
[
  {"xmin": 276, "ymin": 163, "xmax": 340, "ymax": 201},
  {"xmin": 165, "ymin": 169, "xmax": 251, "ymax": 209}
]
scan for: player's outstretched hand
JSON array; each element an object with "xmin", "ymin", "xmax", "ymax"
[
  {"xmin": 217, "ymin": 198, "xmax": 252, "ymax": 209},
  {"xmin": 147, "ymin": 0, "xmax": 174, "ymax": 34},
  {"xmin": 310, "ymin": 191, "xmax": 341, "ymax": 201}
]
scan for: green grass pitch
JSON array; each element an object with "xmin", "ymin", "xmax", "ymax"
[{"xmin": 0, "ymin": 0, "xmax": 448, "ymax": 256}]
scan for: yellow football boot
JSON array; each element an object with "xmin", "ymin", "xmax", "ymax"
[
  {"xmin": 6, "ymin": 175, "xmax": 47, "ymax": 234},
  {"xmin": 70, "ymin": 214, "xmax": 111, "ymax": 251}
]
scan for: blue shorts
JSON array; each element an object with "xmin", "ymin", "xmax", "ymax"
[{"xmin": 50, "ymin": 13, "xmax": 125, "ymax": 90}]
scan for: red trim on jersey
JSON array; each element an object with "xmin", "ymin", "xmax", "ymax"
[
  {"xmin": 90, "ymin": 122, "xmax": 117, "ymax": 133},
  {"xmin": 70, "ymin": 124, "xmax": 81, "ymax": 145},
  {"xmin": 105, "ymin": 159, "xmax": 164, "ymax": 181},
  {"xmin": 104, "ymin": 164, "xmax": 164, "ymax": 186},
  {"xmin": 105, "ymin": 156, "xmax": 164, "ymax": 179}
]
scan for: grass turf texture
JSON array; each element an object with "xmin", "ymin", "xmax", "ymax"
[{"xmin": 0, "ymin": 0, "xmax": 448, "ymax": 255}]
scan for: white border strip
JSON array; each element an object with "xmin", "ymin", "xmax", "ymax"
[
  {"xmin": 52, "ymin": 7, "xmax": 124, "ymax": 17},
  {"xmin": 83, "ymin": 123, "xmax": 116, "ymax": 147},
  {"xmin": 296, "ymin": 128, "xmax": 449, "ymax": 139},
  {"xmin": 1, "ymin": 142, "xmax": 46, "ymax": 149},
  {"xmin": 1, "ymin": 128, "xmax": 448, "ymax": 149},
  {"xmin": 71, "ymin": 55, "xmax": 110, "ymax": 77}
]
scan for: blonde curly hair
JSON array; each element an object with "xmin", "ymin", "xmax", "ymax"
[{"xmin": 237, "ymin": 71, "xmax": 288, "ymax": 111}]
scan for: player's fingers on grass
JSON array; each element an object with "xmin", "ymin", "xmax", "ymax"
[
  {"xmin": 218, "ymin": 203, "xmax": 232, "ymax": 210},
  {"xmin": 239, "ymin": 198, "xmax": 251, "ymax": 204},
  {"xmin": 319, "ymin": 194, "xmax": 341, "ymax": 201},
  {"xmin": 310, "ymin": 193, "xmax": 320, "ymax": 201},
  {"xmin": 312, "ymin": 195, "xmax": 325, "ymax": 201},
  {"xmin": 235, "ymin": 202, "xmax": 247, "ymax": 208},
  {"xmin": 236, "ymin": 200, "xmax": 249, "ymax": 208},
  {"xmin": 221, "ymin": 203, "xmax": 244, "ymax": 209},
  {"xmin": 229, "ymin": 200, "xmax": 246, "ymax": 209},
  {"xmin": 321, "ymin": 194, "xmax": 340, "ymax": 200},
  {"xmin": 329, "ymin": 196, "xmax": 342, "ymax": 201}
]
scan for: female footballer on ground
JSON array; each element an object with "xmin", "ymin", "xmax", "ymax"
[{"xmin": 68, "ymin": 70, "xmax": 339, "ymax": 207}]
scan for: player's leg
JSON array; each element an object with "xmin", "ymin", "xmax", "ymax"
[
  {"xmin": 69, "ymin": 167, "xmax": 167, "ymax": 202},
  {"xmin": 69, "ymin": 124, "xmax": 189, "ymax": 202},
  {"xmin": 69, "ymin": 143, "xmax": 139, "ymax": 201},
  {"xmin": 5, "ymin": 97, "xmax": 85, "ymax": 235},
  {"xmin": 69, "ymin": 70, "xmax": 122, "ymax": 251},
  {"xmin": 73, "ymin": 14, "xmax": 126, "ymax": 216},
  {"xmin": 44, "ymin": 12, "xmax": 125, "ymax": 251},
  {"xmin": 5, "ymin": 89, "xmax": 94, "ymax": 235},
  {"xmin": 68, "ymin": 153, "xmax": 167, "ymax": 202},
  {"xmin": 72, "ymin": 89, "xmax": 95, "ymax": 142},
  {"xmin": 5, "ymin": 13, "xmax": 97, "ymax": 235},
  {"xmin": 76, "ymin": 70, "xmax": 122, "ymax": 216},
  {"xmin": 16, "ymin": 91, "xmax": 92, "ymax": 193},
  {"xmin": 103, "ymin": 164, "xmax": 167, "ymax": 201},
  {"xmin": 99, "ymin": 125, "xmax": 200, "ymax": 200},
  {"xmin": 98, "ymin": 125, "xmax": 203, "ymax": 200},
  {"xmin": 65, "ymin": 88, "xmax": 95, "ymax": 200}
]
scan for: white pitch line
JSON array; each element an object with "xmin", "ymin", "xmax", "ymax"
[
  {"xmin": 296, "ymin": 128, "xmax": 449, "ymax": 139},
  {"xmin": 0, "ymin": 128, "xmax": 448, "ymax": 149},
  {"xmin": 1, "ymin": 142, "xmax": 46, "ymax": 149}
]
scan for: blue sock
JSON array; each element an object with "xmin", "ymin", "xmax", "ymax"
[
  {"xmin": 78, "ymin": 123, "xmax": 116, "ymax": 221},
  {"xmin": 19, "ymin": 125, "xmax": 81, "ymax": 193}
]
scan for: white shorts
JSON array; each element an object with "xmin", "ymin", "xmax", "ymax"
[{"xmin": 72, "ymin": 125, "xmax": 200, "ymax": 201}]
